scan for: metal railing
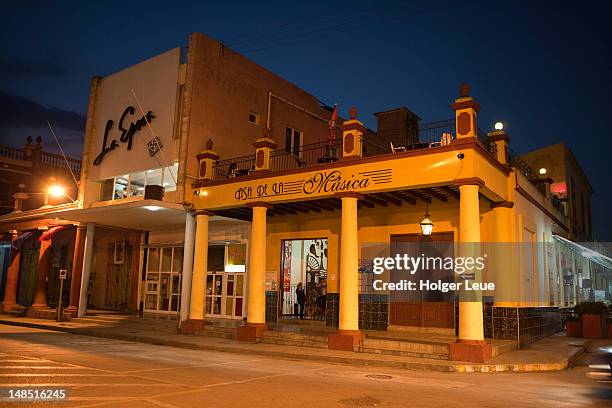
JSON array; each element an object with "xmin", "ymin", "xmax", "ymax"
[
  {"xmin": 508, "ymin": 147, "xmax": 537, "ymax": 180},
  {"xmin": 211, "ymin": 118, "xmax": 496, "ymax": 182},
  {"xmin": 477, "ymin": 128, "xmax": 498, "ymax": 157}
]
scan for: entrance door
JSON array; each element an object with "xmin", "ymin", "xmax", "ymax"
[
  {"xmin": 205, "ymin": 272, "xmax": 245, "ymax": 318},
  {"xmin": 389, "ymin": 232, "xmax": 455, "ymax": 328},
  {"xmin": 144, "ymin": 246, "xmax": 183, "ymax": 313}
]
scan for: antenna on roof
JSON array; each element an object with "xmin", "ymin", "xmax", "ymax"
[{"xmin": 46, "ymin": 121, "xmax": 81, "ymax": 198}]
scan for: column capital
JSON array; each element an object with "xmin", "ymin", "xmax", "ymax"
[
  {"xmin": 490, "ymin": 200, "xmax": 514, "ymax": 209},
  {"xmin": 334, "ymin": 192, "xmax": 363, "ymax": 200},
  {"xmin": 245, "ymin": 201, "xmax": 274, "ymax": 209},
  {"xmin": 454, "ymin": 177, "xmax": 485, "ymax": 189}
]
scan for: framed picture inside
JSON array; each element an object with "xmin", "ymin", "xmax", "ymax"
[{"xmin": 114, "ymin": 241, "xmax": 125, "ymax": 265}]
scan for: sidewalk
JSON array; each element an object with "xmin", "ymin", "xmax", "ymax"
[{"xmin": 0, "ymin": 314, "xmax": 590, "ymax": 373}]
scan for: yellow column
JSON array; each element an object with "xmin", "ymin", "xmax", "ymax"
[
  {"xmin": 247, "ymin": 206, "xmax": 267, "ymax": 324},
  {"xmin": 180, "ymin": 211, "xmax": 210, "ymax": 334},
  {"xmin": 449, "ymin": 178, "xmax": 491, "ymax": 362},
  {"xmin": 458, "ymin": 183, "xmax": 484, "ymax": 341},
  {"xmin": 237, "ymin": 203, "xmax": 269, "ymax": 341},
  {"xmin": 491, "ymin": 202, "xmax": 516, "ymax": 307},
  {"xmin": 339, "ymin": 196, "xmax": 359, "ymax": 331},
  {"xmin": 328, "ymin": 192, "xmax": 362, "ymax": 351}
]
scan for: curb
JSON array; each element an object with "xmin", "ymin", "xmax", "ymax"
[{"xmin": 0, "ymin": 318, "xmax": 579, "ymax": 373}]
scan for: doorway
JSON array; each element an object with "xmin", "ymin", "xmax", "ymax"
[
  {"xmin": 389, "ymin": 232, "xmax": 455, "ymax": 328},
  {"xmin": 279, "ymin": 238, "xmax": 328, "ymax": 320},
  {"xmin": 204, "ymin": 243, "xmax": 246, "ymax": 319},
  {"xmin": 144, "ymin": 246, "xmax": 183, "ymax": 314}
]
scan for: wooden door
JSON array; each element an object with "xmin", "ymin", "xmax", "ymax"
[{"xmin": 389, "ymin": 232, "xmax": 455, "ymax": 328}]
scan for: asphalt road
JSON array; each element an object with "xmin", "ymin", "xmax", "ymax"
[{"xmin": 0, "ymin": 324, "xmax": 610, "ymax": 408}]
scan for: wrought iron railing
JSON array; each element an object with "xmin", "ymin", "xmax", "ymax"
[
  {"xmin": 477, "ymin": 128, "xmax": 498, "ymax": 157},
  {"xmin": 212, "ymin": 153, "xmax": 256, "ymax": 180},
  {"xmin": 508, "ymin": 147, "xmax": 537, "ymax": 180},
  {"xmin": 212, "ymin": 119, "xmax": 490, "ymax": 181}
]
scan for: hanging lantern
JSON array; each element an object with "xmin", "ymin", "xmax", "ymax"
[{"xmin": 420, "ymin": 203, "xmax": 434, "ymax": 236}]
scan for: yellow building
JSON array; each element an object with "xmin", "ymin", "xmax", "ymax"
[{"xmin": 185, "ymin": 84, "xmax": 571, "ymax": 362}]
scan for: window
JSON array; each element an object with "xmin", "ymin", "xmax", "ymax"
[
  {"xmin": 100, "ymin": 163, "xmax": 179, "ymax": 201},
  {"xmin": 285, "ymin": 127, "xmax": 302, "ymax": 156},
  {"xmin": 248, "ymin": 111, "xmax": 260, "ymax": 125}
]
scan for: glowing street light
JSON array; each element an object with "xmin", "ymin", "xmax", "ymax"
[
  {"xmin": 48, "ymin": 185, "xmax": 66, "ymax": 198},
  {"xmin": 539, "ymin": 167, "xmax": 547, "ymax": 175},
  {"xmin": 494, "ymin": 122, "xmax": 504, "ymax": 131}
]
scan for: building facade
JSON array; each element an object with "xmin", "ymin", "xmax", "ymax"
[{"xmin": 0, "ymin": 33, "xmax": 605, "ymax": 363}]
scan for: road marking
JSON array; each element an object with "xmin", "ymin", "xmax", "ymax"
[
  {"xmin": 0, "ymin": 366, "xmax": 90, "ymax": 369},
  {"xmin": 121, "ymin": 358, "xmax": 262, "ymax": 374}
]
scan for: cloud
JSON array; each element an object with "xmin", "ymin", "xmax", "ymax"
[
  {"xmin": 0, "ymin": 58, "xmax": 67, "ymax": 77},
  {"xmin": 0, "ymin": 90, "xmax": 85, "ymax": 131}
]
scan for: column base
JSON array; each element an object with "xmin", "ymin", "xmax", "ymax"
[
  {"xmin": 29, "ymin": 303, "xmax": 49, "ymax": 309},
  {"xmin": 328, "ymin": 330, "xmax": 363, "ymax": 352},
  {"xmin": 179, "ymin": 319, "xmax": 208, "ymax": 335},
  {"xmin": 64, "ymin": 306, "xmax": 78, "ymax": 318},
  {"xmin": 236, "ymin": 322, "xmax": 267, "ymax": 342},
  {"xmin": 449, "ymin": 339, "xmax": 492, "ymax": 363},
  {"xmin": 1, "ymin": 301, "xmax": 16, "ymax": 314}
]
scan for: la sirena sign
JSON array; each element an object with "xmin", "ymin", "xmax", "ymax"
[{"xmin": 93, "ymin": 106, "xmax": 155, "ymax": 166}]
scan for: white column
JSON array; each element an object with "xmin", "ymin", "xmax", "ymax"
[
  {"xmin": 180, "ymin": 212, "xmax": 196, "ymax": 322},
  {"xmin": 77, "ymin": 223, "xmax": 95, "ymax": 318}
]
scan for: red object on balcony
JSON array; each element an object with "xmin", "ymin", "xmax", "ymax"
[
  {"xmin": 566, "ymin": 320, "xmax": 582, "ymax": 337},
  {"xmin": 582, "ymin": 314, "xmax": 604, "ymax": 338}
]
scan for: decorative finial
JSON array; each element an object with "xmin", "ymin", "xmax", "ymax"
[
  {"xmin": 349, "ymin": 106, "xmax": 357, "ymax": 120},
  {"xmin": 205, "ymin": 139, "xmax": 213, "ymax": 150},
  {"xmin": 460, "ymin": 82, "xmax": 469, "ymax": 98}
]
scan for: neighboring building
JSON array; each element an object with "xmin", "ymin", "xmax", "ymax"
[
  {"xmin": 0, "ymin": 32, "xmax": 604, "ymax": 363},
  {"xmin": 0, "ymin": 137, "xmax": 80, "ymax": 213},
  {"xmin": 520, "ymin": 142, "xmax": 593, "ymax": 241},
  {"xmin": 0, "ymin": 139, "xmax": 80, "ymax": 317}
]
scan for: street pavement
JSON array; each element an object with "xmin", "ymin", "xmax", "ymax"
[{"xmin": 0, "ymin": 324, "xmax": 610, "ymax": 408}]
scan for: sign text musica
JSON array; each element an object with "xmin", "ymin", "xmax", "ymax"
[{"xmin": 234, "ymin": 169, "xmax": 392, "ymax": 201}]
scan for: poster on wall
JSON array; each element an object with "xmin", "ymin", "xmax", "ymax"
[{"xmin": 114, "ymin": 241, "xmax": 125, "ymax": 265}]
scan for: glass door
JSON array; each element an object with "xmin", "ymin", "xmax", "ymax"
[
  {"xmin": 206, "ymin": 273, "xmax": 224, "ymax": 315},
  {"xmin": 144, "ymin": 246, "xmax": 183, "ymax": 313}
]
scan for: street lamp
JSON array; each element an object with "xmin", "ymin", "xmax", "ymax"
[
  {"xmin": 420, "ymin": 203, "xmax": 434, "ymax": 236},
  {"xmin": 48, "ymin": 184, "xmax": 66, "ymax": 198},
  {"xmin": 494, "ymin": 122, "xmax": 504, "ymax": 131}
]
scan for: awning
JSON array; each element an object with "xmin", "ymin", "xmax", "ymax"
[
  {"xmin": 52, "ymin": 199, "xmax": 188, "ymax": 230},
  {"xmin": 553, "ymin": 235, "xmax": 612, "ymax": 270},
  {"xmin": 39, "ymin": 226, "xmax": 65, "ymax": 242}
]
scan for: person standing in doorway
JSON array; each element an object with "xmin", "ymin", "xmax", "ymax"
[{"xmin": 296, "ymin": 282, "xmax": 306, "ymax": 320}]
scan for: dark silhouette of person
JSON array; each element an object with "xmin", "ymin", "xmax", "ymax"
[{"xmin": 296, "ymin": 282, "xmax": 306, "ymax": 319}]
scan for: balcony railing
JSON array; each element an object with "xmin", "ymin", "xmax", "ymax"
[
  {"xmin": 0, "ymin": 145, "xmax": 25, "ymax": 160},
  {"xmin": 211, "ymin": 118, "xmax": 491, "ymax": 182},
  {"xmin": 0, "ymin": 144, "xmax": 81, "ymax": 172},
  {"xmin": 41, "ymin": 151, "xmax": 81, "ymax": 172}
]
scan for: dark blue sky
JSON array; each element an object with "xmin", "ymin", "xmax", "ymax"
[{"xmin": 1, "ymin": 0, "xmax": 610, "ymax": 239}]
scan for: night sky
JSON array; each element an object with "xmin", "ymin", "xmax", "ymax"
[{"xmin": 1, "ymin": 1, "xmax": 610, "ymax": 239}]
